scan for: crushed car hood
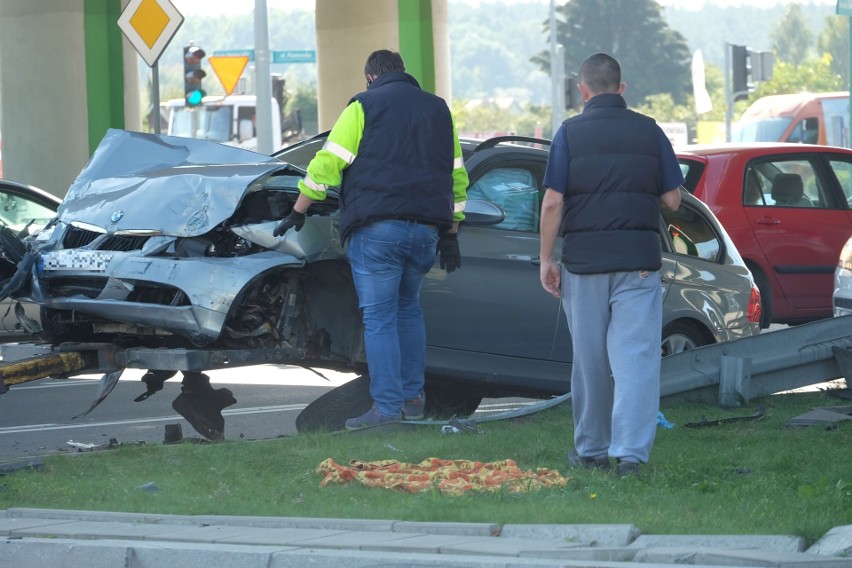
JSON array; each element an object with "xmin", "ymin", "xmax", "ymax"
[{"xmin": 58, "ymin": 129, "xmax": 290, "ymax": 237}]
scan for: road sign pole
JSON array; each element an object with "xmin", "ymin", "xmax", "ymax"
[
  {"xmin": 152, "ymin": 62, "xmax": 161, "ymax": 135},
  {"xmin": 254, "ymin": 0, "xmax": 274, "ymax": 154}
]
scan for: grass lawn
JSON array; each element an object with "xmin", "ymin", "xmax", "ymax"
[{"xmin": 0, "ymin": 388, "xmax": 849, "ymax": 546}]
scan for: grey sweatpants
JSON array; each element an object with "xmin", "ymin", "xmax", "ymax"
[{"xmin": 560, "ymin": 268, "xmax": 662, "ymax": 464}]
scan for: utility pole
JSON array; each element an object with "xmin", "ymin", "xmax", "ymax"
[
  {"xmin": 254, "ymin": 0, "xmax": 274, "ymax": 154},
  {"xmin": 549, "ymin": 0, "xmax": 565, "ymax": 137}
]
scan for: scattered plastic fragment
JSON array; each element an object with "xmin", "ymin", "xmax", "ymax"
[
  {"xmin": 657, "ymin": 411, "xmax": 675, "ymax": 429},
  {"xmin": 440, "ymin": 419, "xmax": 483, "ymax": 435},
  {"xmin": 137, "ymin": 481, "xmax": 159, "ymax": 492},
  {"xmin": 684, "ymin": 406, "xmax": 765, "ymax": 428}
]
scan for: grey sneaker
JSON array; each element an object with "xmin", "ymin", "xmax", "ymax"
[
  {"xmin": 567, "ymin": 449, "xmax": 611, "ymax": 471},
  {"xmin": 344, "ymin": 406, "xmax": 401, "ymax": 431},
  {"xmin": 615, "ymin": 459, "xmax": 640, "ymax": 477},
  {"xmin": 402, "ymin": 392, "xmax": 426, "ymax": 420}
]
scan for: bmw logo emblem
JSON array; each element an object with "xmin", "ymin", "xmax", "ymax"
[{"xmin": 110, "ymin": 210, "xmax": 124, "ymax": 224}]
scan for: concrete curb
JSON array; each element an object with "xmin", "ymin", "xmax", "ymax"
[{"xmin": 0, "ymin": 509, "xmax": 850, "ymax": 568}]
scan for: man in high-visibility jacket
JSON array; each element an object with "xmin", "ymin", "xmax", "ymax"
[{"xmin": 273, "ymin": 49, "xmax": 468, "ymax": 430}]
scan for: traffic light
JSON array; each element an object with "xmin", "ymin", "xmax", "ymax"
[
  {"xmin": 184, "ymin": 45, "xmax": 207, "ymax": 107},
  {"xmin": 564, "ymin": 75, "xmax": 578, "ymax": 110},
  {"xmin": 731, "ymin": 44, "xmax": 751, "ymax": 101}
]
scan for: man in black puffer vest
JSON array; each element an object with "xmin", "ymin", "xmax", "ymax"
[
  {"xmin": 273, "ymin": 50, "xmax": 469, "ymax": 430},
  {"xmin": 539, "ymin": 53, "xmax": 683, "ymax": 477}
]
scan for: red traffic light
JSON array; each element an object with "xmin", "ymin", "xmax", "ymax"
[
  {"xmin": 185, "ymin": 69, "xmax": 206, "ymax": 84},
  {"xmin": 184, "ymin": 46, "xmax": 206, "ymax": 66}
]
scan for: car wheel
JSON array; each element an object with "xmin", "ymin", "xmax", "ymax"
[
  {"xmin": 661, "ymin": 321, "xmax": 709, "ymax": 357},
  {"xmin": 295, "ymin": 374, "xmax": 373, "ymax": 433},
  {"xmin": 749, "ymin": 266, "xmax": 773, "ymax": 329},
  {"xmin": 424, "ymin": 379, "xmax": 483, "ymax": 419}
]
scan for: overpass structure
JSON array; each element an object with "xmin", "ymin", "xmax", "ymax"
[{"xmin": 0, "ymin": 0, "xmax": 450, "ymax": 199}]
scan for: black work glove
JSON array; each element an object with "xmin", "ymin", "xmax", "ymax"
[
  {"xmin": 437, "ymin": 233, "xmax": 461, "ymax": 273},
  {"xmin": 273, "ymin": 210, "xmax": 306, "ymax": 237}
]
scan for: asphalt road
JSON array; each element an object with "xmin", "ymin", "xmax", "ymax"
[
  {"xmin": 0, "ymin": 361, "xmax": 540, "ymax": 463},
  {"xmin": 0, "ymin": 364, "xmax": 358, "ymax": 462}
]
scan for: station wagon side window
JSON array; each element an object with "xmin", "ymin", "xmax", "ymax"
[
  {"xmin": 742, "ymin": 159, "xmax": 827, "ymax": 208},
  {"xmin": 467, "ymin": 166, "xmax": 542, "ymax": 232},
  {"xmin": 662, "ymin": 203, "xmax": 721, "ymax": 262}
]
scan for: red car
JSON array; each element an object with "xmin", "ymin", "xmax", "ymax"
[{"xmin": 678, "ymin": 143, "xmax": 852, "ymax": 327}]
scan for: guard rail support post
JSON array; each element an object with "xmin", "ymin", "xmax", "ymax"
[{"xmin": 719, "ymin": 355, "xmax": 752, "ymax": 408}]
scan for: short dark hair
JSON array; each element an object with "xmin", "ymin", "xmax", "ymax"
[
  {"xmin": 579, "ymin": 53, "xmax": 621, "ymax": 94},
  {"xmin": 364, "ymin": 50, "xmax": 405, "ymax": 77}
]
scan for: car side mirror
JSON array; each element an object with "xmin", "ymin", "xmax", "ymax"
[{"xmin": 463, "ymin": 198, "xmax": 506, "ymax": 226}]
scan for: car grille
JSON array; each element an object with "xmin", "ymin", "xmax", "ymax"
[
  {"xmin": 45, "ymin": 277, "xmax": 108, "ymax": 299},
  {"xmin": 835, "ymin": 297, "xmax": 852, "ymax": 310},
  {"xmin": 43, "ymin": 277, "xmax": 190, "ymax": 306},
  {"xmin": 63, "ymin": 226, "xmax": 149, "ymax": 251}
]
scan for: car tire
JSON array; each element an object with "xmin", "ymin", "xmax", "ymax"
[
  {"xmin": 295, "ymin": 374, "xmax": 373, "ymax": 433},
  {"xmin": 661, "ymin": 321, "xmax": 709, "ymax": 357},
  {"xmin": 749, "ymin": 266, "xmax": 773, "ymax": 329},
  {"xmin": 424, "ymin": 379, "xmax": 483, "ymax": 419}
]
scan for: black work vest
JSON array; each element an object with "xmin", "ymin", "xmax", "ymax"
[
  {"xmin": 559, "ymin": 93, "xmax": 663, "ymax": 274},
  {"xmin": 338, "ymin": 72, "xmax": 455, "ymax": 243}
]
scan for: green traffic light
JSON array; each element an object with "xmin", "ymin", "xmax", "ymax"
[{"xmin": 186, "ymin": 89, "xmax": 205, "ymax": 107}]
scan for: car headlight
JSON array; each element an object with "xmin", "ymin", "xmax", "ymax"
[{"xmin": 839, "ymin": 238, "xmax": 852, "ymax": 270}]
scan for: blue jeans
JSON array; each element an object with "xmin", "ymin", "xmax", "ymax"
[{"xmin": 346, "ymin": 220, "xmax": 439, "ymax": 416}]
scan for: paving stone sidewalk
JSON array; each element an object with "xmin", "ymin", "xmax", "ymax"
[{"xmin": 0, "ymin": 508, "xmax": 850, "ymax": 567}]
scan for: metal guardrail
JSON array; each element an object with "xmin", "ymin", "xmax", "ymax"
[
  {"xmin": 2, "ymin": 316, "xmax": 851, "ymax": 408},
  {"xmin": 661, "ymin": 315, "xmax": 852, "ymax": 406}
]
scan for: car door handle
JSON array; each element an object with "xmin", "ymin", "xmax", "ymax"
[
  {"xmin": 531, "ymin": 257, "xmax": 540, "ymax": 266},
  {"xmin": 756, "ymin": 217, "xmax": 781, "ymax": 225}
]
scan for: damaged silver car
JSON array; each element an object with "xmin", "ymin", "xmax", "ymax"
[{"xmin": 1, "ymin": 129, "xmax": 366, "ymax": 437}]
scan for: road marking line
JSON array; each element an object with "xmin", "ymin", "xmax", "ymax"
[{"xmin": 0, "ymin": 404, "xmax": 308, "ymax": 435}]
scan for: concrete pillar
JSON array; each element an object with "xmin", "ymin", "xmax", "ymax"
[
  {"xmin": 315, "ymin": 0, "xmax": 449, "ymax": 131},
  {"xmin": 0, "ymin": 0, "xmax": 129, "ymax": 198},
  {"xmin": 0, "ymin": 0, "xmax": 91, "ymax": 196}
]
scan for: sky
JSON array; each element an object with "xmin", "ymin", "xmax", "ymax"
[{"xmin": 172, "ymin": 0, "xmax": 837, "ymax": 17}]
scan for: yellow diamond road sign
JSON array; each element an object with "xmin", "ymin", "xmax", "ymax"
[
  {"xmin": 209, "ymin": 55, "xmax": 250, "ymax": 96},
  {"xmin": 118, "ymin": 0, "xmax": 184, "ymax": 68}
]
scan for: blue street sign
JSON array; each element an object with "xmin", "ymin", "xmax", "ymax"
[
  {"xmin": 272, "ymin": 50, "xmax": 316, "ymax": 64},
  {"xmin": 211, "ymin": 49, "xmax": 316, "ymax": 64},
  {"xmin": 213, "ymin": 49, "xmax": 255, "ymax": 61}
]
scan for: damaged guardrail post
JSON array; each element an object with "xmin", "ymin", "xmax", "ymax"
[
  {"xmin": 661, "ymin": 315, "xmax": 852, "ymax": 405},
  {"xmin": 718, "ymin": 355, "xmax": 752, "ymax": 408}
]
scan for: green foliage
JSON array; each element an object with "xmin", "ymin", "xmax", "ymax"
[
  {"xmin": 751, "ymin": 58, "xmax": 845, "ymax": 98},
  {"xmin": 0, "ymin": 390, "xmax": 849, "ymax": 543},
  {"xmin": 770, "ymin": 4, "xmax": 813, "ymax": 68},
  {"xmin": 452, "ymin": 99, "xmax": 555, "ymax": 139},
  {"xmin": 532, "ymin": 0, "xmax": 692, "ymax": 107},
  {"xmin": 286, "ymin": 83, "xmax": 319, "ymax": 135},
  {"xmin": 817, "ymin": 15, "xmax": 850, "ymax": 86}
]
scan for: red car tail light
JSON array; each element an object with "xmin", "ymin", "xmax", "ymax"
[{"xmin": 747, "ymin": 284, "xmax": 762, "ymax": 324}]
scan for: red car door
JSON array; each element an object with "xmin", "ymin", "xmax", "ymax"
[{"xmin": 744, "ymin": 157, "xmax": 852, "ymax": 312}]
